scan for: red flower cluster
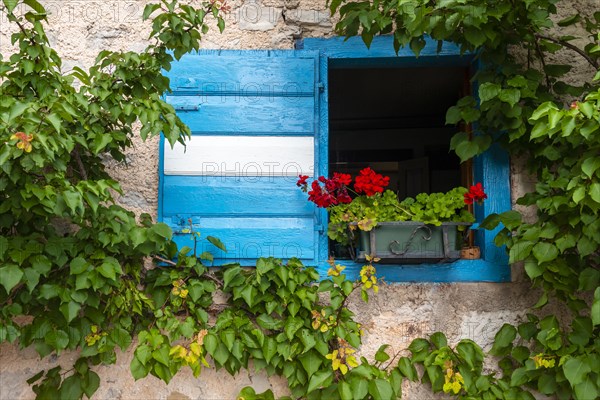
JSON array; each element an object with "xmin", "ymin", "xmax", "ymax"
[
  {"xmin": 354, "ymin": 167, "xmax": 390, "ymax": 196},
  {"xmin": 297, "ymin": 173, "xmax": 352, "ymax": 208},
  {"xmin": 464, "ymin": 182, "xmax": 487, "ymax": 205}
]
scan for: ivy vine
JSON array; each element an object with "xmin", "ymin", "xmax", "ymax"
[
  {"xmin": 329, "ymin": 0, "xmax": 600, "ymax": 398},
  {"xmin": 1, "ymin": 0, "xmax": 599, "ymax": 399}
]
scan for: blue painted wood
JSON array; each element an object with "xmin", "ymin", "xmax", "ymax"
[
  {"xmin": 158, "ymin": 132, "xmax": 165, "ymax": 223},
  {"xmin": 304, "ymin": 36, "xmax": 510, "ymax": 283},
  {"xmin": 163, "ymin": 176, "xmax": 314, "ymax": 217},
  {"xmin": 169, "ymin": 217, "xmax": 316, "ymax": 262},
  {"xmin": 316, "ymin": 53, "xmax": 329, "ymax": 266},
  {"xmin": 303, "ymin": 36, "xmax": 474, "ymax": 67},
  {"xmin": 160, "ymin": 50, "xmax": 322, "ymax": 267},
  {"xmin": 316, "ymin": 259, "xmax": 510, "ymax": 282},
  {"xmin": 165, "ymin": 95, "xmax": 314, "ymax": 134},
  {"xmin": 164, "ymin": 54, "xmax": 315, "ymax": 94},
  {"xmin": 159, "ymin": 42, "xmax": 511, "ymax": 282},
  {"xmin": 474, "ymin": 143, "xmax": 511, "ymax": 265}
]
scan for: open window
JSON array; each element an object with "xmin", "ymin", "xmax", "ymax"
[
  {"xmin": 328, "ymin": 65, "xmax": 473, "ymax": 260},
  {"xmin": 329, "ymin": 66, "xmax": 471, "ymax": 199},
  {"xmin": 160, "ymin": 37, "xmax": 512, "ymax": 282}
]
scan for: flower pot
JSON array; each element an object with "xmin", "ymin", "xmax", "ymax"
[
  {"xmin": 354, "ymin": 221, "xmax": 471, "ymax": 263},
  {"xmin": 460, "ymin": 246, "xmax": 480, "ymax": 260}
]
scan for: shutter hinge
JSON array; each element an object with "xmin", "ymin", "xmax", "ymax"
[
  {"xmin": 174, "ymin": 104, "xmax": 200, "ymax": 112},
  {"xmin": 317, "ymin": 82, "xmax": 324, "ymax": 93},
  {"xmin": 314, "ymin": 224, "xmax": 324, "ymax": 232}
]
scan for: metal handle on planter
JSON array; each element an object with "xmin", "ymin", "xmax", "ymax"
[{"xmin": 389, "ymin": 225, "xmax": 432, "ymax": 256}]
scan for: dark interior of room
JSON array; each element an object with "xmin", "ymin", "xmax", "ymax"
[{"xmin": 328, "ymin": 66, "xmax": 468, "ymax": 199}]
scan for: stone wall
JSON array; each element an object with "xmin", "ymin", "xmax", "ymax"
[{"xmin": 0, "ymin": 1, "xmax": 597, "ymax": 399}]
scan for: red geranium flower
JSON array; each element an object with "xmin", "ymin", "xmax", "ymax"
[
  {"xmin": 333, "ymin": 172, "xmax": 352, "ymax": 186},
  {"xmin": 354, "ymin": 167, "xmax": 390, "ymax": 196},
  {"xmin": 464, "ymin": 182, "xmax": 487, "ymax": 205},
  {"xmin": 297, "ymin": 175, "xmax": 310, "ymax": 192}
]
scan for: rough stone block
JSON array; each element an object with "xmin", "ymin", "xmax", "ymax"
[
  {"xmin": 237, "ymin": 1, "xmax": 282, "ymax": 31},
  {"xmin": 283, "ymin": 9, "xmax": 331, "ymax": 27}
]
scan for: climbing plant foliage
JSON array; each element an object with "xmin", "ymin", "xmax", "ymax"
[
  {"xmin": 1, "ymin": 0, "xmax": 599, "ymax": 399},
  {"xmin": 327, "ymin": 0, "xmax": 600, "ymax": 399}
]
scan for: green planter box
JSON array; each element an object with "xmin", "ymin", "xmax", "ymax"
[{"xmin": 354, "ymin": 221, "xmax": 471, "ymax": 263}]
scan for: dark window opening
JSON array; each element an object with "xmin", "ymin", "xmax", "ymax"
[{"xmin": 328, "ymin": 66, "xmax": 471, "ymax": 258}]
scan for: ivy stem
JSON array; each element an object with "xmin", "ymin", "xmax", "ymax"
[
  {"xmin": 73, "ymin": 145, "xmax": 88, "ymax": 181},
  {"xmin": 535, "ymin": 33, "xmax": 599, "ymax": 69},
  {"xmin": 532, "ymin": 32, "xmax": 552, "ymax": 89}
]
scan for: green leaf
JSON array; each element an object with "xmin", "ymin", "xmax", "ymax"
[
  {"xmin": 262, "ymin": 338, "xmax": 276, "ymax": 364},
  {"xmin": 8, "ymin": 101, "xmax": 28, "ymax": 121},
  {"xmin": 203, "ymin": 333, "xmax": 218, "ymax": 355},
  {"xmin": 574, "ymin": 377, "xmax": 598, "ymax": 400},
  {"xmin": 284, "ymin": 317, "xmax": 303, "ymax": 341},
  {"xmin": 531, "ymin": 121, "xmax": 548, "ymax": 139},
  {"xmin": 557, "ymin": 14, "xmax": 580, "ymax": 26},
  {"xmin": 368, "ymin": 379, "xmax": 394, "ymax": 400},
  {"xmin": 397, "ymin": 357, "xmax": 418, "ymax": 381},
  {"xmin": 110, "ymin": 327, "xmax": 132, "ymax": 351},
  {"xmin": 592, "ymin": 288, "xmax": 600, "ymax": 326},
  {"xmin": 92, "ymin": 134, "xmax": 112, "ymax": 154},
  {"xmin": 569, "ymin": 317, "xmax": 592, "ymax": 347},
  {"xmin": 298, "ymin": 350, "xmax": 322, "ymax": 376},
  {"xmin": 579, "ymin": 102, "xmax": 594, "ymax": 118},
  {"xmin": 510, "ymin": 367, "xmax": 529, "ymax": 387},
  {"xmin": 464, "ymin": 27, "xmax": 486, "ymax": 46},
  {"xmin": 499, "ymin": 89, "xmax": 520, "ymax": 107},
  {"xmin": 375, "ymin": 344, "xmax": 390, "ymax": 363},
  {"xmin": 307, "ymin": 370, "xmax": 333, "ymax": 394},
  {"xmin": 430, "ymin": 332, "xmax": 447, "ymax": 349},
  {"xmin": 46, "ymin": 330, "xmax": 69, "ymax": 350},
  {"xmin": 544, "ymin": 64, "xmax": 572, "ymax": 77},
  {"xmin": 490, "ymin": 324, "xmax": 516, "ymax": 356},
  {"xmin": 409, "ymin": 37, "xmax": 426, "ymax": 57},
  {"xmin": 524, "ymin": 260, "xmax": 544, "ymax": 279},
  {"xmin": 446, "ymin": 107, "xmax": 462, "ymax": 124},
  {"xmin": 581, "ymin": 157, "xmax": 600, "ymax": 178},
  {"xmin": 2, "ymin": 0, "xmax": 19, "ymax": 12},
  {"xmin": 59, "ymin": 301, "xmax": 81, "ymax": 323},
  {"xmin": 59, "ymin": 374, "xmax": 83, "ymax": 400},
  {"xmin": 143, "ymin": 3, "xmax": 161, "ymax": 20},
  {"xmin": 478, "ymin": 83, "xmax": 501, "ymax": 102},
  {"xmin": 573, "ymin": 186, "xmax": 586, "ymax": 203},
  {"xmin": 339, "ymin": 381, "xmax": 353, "ymax": 400},
  {"xmin": 130, "ymin": 357, "xmax": 149, "ymax": 380},
  {"xmin": 456, "ymin": 340, "xmax": 483, "ymax": 370},
  {"xmin": 70, "ymin": 257, "xmax": 88, "ymax": 275},
  {"xmin": 46, "ymin": 113, "xmax": 62, "ymax": 133},
  {"xmin": 152, "ymin": 223, "xmax": 172, "ymax": 240},
  {"xmin": 579, "ymin": 268, "xmax": 600, "ymax": 291},
  {"xmin": 351, "ymin": 378, "xmax": 369, "ymax": 399},
  {"xmin": 299, "ymin": 329, "xmax": 316, "ymax": 352},
  {"xmin": 152, "ymin": 346, "xmax": 170, "ymax": 367},
  {"xmin": 531, "ymin": 102, "xmax": 558, "ymax": 120},
  {"xmin": 509, "ymin": 241, "xmax": 534, "ymax": 263},
  {"xmin": 207, "ymin": 236, "xmax": 226, "ymax": 252},
  {"xmin": 532, "ymin": 242, "xmax": 558, "ymax": 263},
  {"xmin": 97, "ymin": 260, "xmax": 119, "ymax": 281},
  {"xmin": 257, "ymin": 314, "xmax": 283, "ymax": 330},
  {"xmin": 563, "ymin": 356, "xmax": 591, "ymax": 386},
  {"xmin": 590, "ymin": 183, "xmax": 600, "ymax": 203},
  {"xmin": 82, "ymin": 371, "xmax": 100, "ymax": 398},
  {"xmin": 0, "ymin": 265, "xmax": 23, "ymax": 292},
  {"xmin": 135, "ymin": 344, "xmax": 152, "ymax": 366},
  {"xmin": 455, "ymin": 140, "xmax": 479, "ymax": 162}
]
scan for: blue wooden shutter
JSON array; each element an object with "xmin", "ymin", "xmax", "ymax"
[{"xmin": 159, "ymin": 50, "xmax": 322, "ymax": 266}]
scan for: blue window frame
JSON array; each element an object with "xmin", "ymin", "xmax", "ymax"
[{"xmin": 159, "ymin": 36, "xmax": 512, "ymax": 283}]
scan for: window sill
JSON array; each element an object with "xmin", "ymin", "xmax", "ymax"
[{"xmin": 316, "ymin": 259, "xmax": 510, "ymax": 283}]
